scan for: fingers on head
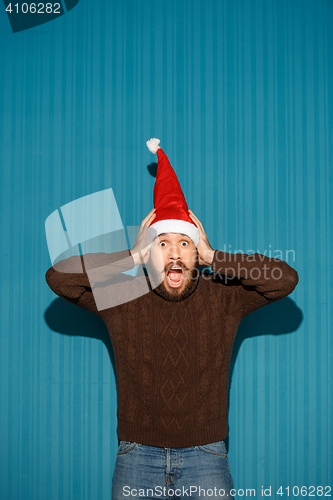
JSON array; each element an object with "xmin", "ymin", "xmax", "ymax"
[
  {"xmin": 141, "ymin": 210, "xmax": 156, "ymax": 226},
  {"xmin": 189, "ymin": 210, "xmax": 198, "ymax": 222}
]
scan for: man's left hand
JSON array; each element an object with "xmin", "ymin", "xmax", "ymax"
[{"xmin": 188, "ymin": 210, "xmax": 215, "ymax": 266}]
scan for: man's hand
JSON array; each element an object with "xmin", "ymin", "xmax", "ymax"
[
  {"xmin": 188, "ymin": 210, "xmax": 215, "ymax": 266},
  {"xmin": 130, "ymin": 208, "xmax": 156, "ymax": 266}
]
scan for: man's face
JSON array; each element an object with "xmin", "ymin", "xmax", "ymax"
[{"xmin": 148, "ymin": 232, "xmax": 199, "ymax": 301}]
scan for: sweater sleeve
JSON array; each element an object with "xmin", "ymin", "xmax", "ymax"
[
  {"xmin": 211, "ymin": 250, "xmax": 299, "ymax": 317},
  {"xmin": 45, "ymin": 249, "xmax": 137, "ymax": 316}
]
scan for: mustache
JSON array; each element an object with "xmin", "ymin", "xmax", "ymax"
[{"xmin": 164, "ymin": 261, "xmax": 189, "ymax": 272}]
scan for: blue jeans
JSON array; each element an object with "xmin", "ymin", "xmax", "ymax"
[{"xmin": 112, "ymin": 440, "xmax": 234, "ymax": 499}]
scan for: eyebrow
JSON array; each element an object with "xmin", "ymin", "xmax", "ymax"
[{"xmin": 158, "ymin": 233, "xmax": 189, "ymax": 238}]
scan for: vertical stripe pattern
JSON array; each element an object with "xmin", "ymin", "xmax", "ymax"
[{"xmin": 0, "ymin": 0, "xmax": 331, "ymax": 498}]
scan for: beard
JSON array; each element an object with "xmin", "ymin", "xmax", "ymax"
[{"xmin": 148, "ymin": 260, "xmax": 199, "ymax": 302}]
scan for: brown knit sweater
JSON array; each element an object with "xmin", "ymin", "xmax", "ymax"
[{"xmin": 45, "ymin": 249, "xmax": 298, "ymax": 447}]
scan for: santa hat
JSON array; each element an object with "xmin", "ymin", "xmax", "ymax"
[{"xmin": 146, "ymin": 138, "xmax": 199, "ymax": 247}]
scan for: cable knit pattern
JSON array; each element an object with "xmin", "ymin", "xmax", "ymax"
[
  {"xmin": 45, "ymin": 249, "xmax": 298, "ymax": 447},
  {"xmin": 158, "ymin": 303, "xmax": 190, "ymax": 430}
]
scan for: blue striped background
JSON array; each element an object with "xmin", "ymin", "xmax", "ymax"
[{"xmin": 0, "ymin": 0, "xmax": 331, "ymax": 498}]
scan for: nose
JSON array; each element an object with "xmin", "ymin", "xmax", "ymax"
[{"xmin": 167, "ymin": 243, "xmax": 181, "ymax": 261}]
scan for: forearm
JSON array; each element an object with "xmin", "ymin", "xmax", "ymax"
[
  {"xmin": 211, "ymin": 250, "xmax": 299, "ymax": 299},
  {"xmin": 45, "ymin": 249, "xmax": 135, "ymax": 298}
]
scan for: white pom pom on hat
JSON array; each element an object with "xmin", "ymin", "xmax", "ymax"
[
  {"xmin": 146, "ymin": 138, "xmax": 199, "ymax": 247},
  {"xmin": 146, "ymin": 138, "xmax": 161, "ymax": 154}
]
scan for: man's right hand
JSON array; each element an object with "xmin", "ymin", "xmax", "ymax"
[{"xmin": 130, "ymin": 208, "xmax": 156, "ymax": 266}]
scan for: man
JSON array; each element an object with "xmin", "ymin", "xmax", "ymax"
[{"xmin": 45, "ymin": 139, "xmax": 298, "ymax": 499}]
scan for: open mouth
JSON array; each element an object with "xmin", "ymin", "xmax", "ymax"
[{"xmin": 166, "ymin": 267, "xmax": 184, "ymax": 288}]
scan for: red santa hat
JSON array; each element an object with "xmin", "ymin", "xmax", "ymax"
[{"xmin": 146, "ymin": 138, "xmax": 199, "ymax": 247}]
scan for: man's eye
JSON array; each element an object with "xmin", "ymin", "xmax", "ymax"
[
  {"xmin": 159, "ymin": 241, "xmax": 167, "ymax": 247},
  {"xmin": 181, "ymin": 241, "xmax": 188, "ymax": 246}
]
